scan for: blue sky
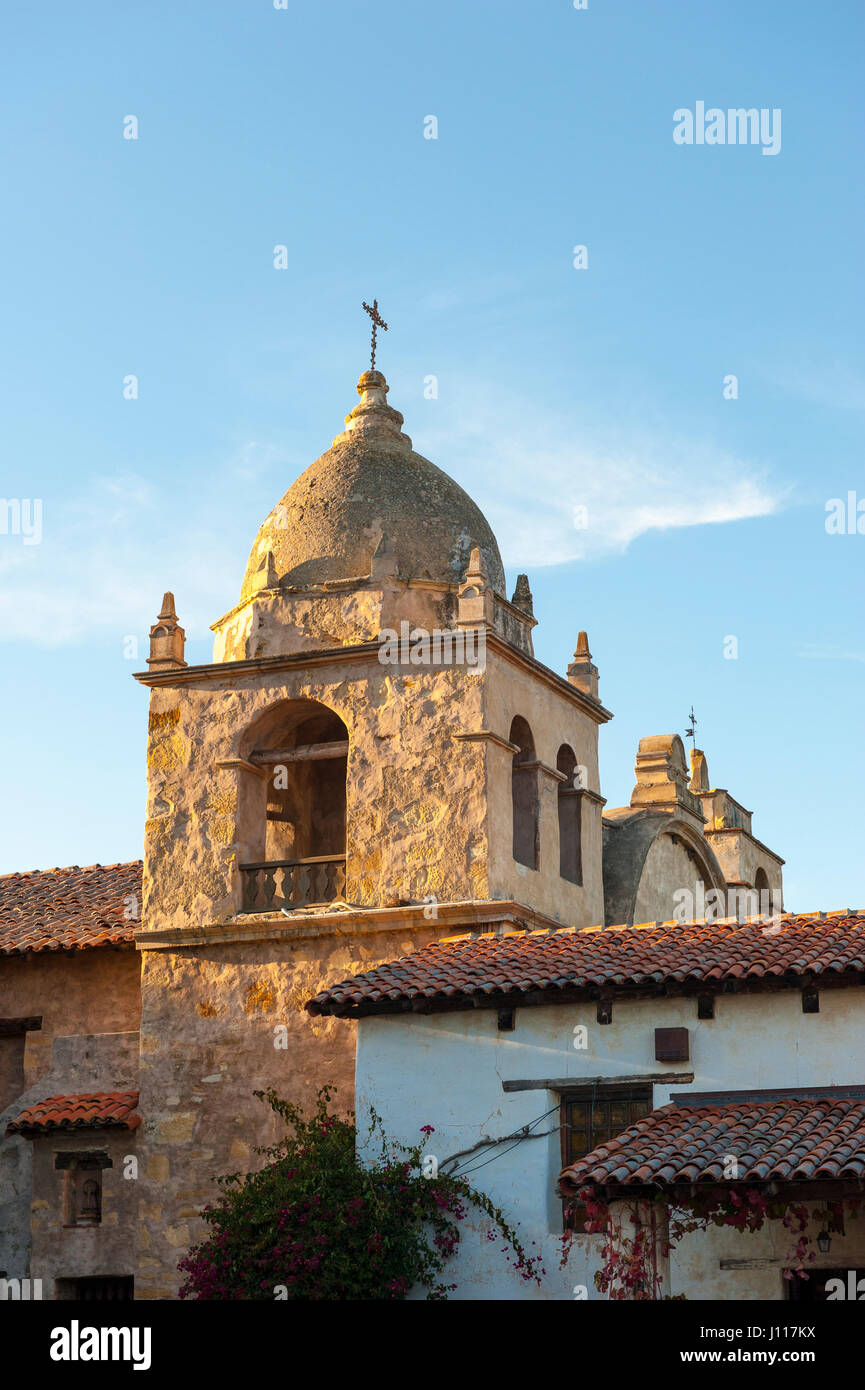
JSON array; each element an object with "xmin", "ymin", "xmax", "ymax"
[{"xmin": 1, "ymin": 1, "xmax": 862, "ymax": 910}]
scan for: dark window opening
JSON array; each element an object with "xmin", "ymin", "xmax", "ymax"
[
  {"xmin": 261, "ymin": 709, "xmax": 347, "ymax": 862},
  {"xmin": 510, "ymin": 716, "xmax": 539, "ymax": 870},
  {"xmin": 55, "ymin": 1276, "xmax": 134, "ymax": 1302},
  {"xmin": 561, "ymin": 1085, "xmax": 652, "ymax": 1231},
  {"xmin": 240, "ymin": 700, "xmax": 349, "ymax": 912},
  {"xmin": 556, "ymin": 745, "xmax": 583, "ymax": 885},
  {"xmin": 0, "ymin": 1034, "xmax": 26, "ymax": 1116}
]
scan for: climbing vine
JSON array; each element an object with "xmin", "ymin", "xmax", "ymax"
[
  {"xmin": 562, "ymin": 1188, "xmax": 860, "ymax": 1300},
  {"xmin": 179, "ymin": 1086, "xmax": 544, "ymax": 1300}
]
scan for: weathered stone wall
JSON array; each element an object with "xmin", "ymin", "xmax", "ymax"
[
  {"xmin": 0, "ymin": 949, "xmax": 141, "ymax": 1090},
  {"xmin": 212, "ymin": 578, "xmax": 455, "ymax": 665},
  {"xmin": 134, "ymin": 921, "xmax": 439, "ymax": 1299},
  {"xmin": 603, "ymin": 810, "xmax": 730, "ymax": 927},
  {"xmin": 484, "ymin": 648, "xmax": 604, "ymax": 927},
  {"xmin": 697, "ymin": 788, "xmax": 752, "ymax": 833},
  {"xmin": 0, "ymin": 1027, "xmax": 139, "ymax": 1283},
  {"xmin": 0, "ymin": 1036, "xmax": 26, "ymax": 1116},
  {"xmin": 29, "ymin": 1126, "xmax": 140, "ymax": 1299},
  {"xmin": 0, "ymin": 952, "xmax": 140, "ymax": 1281},
  {"xmin": 142, "ymin": 655, "xmax": 490, "ymax": 930},
  {"xmin": 632, "ymin": 830, "xmax": 715, "ymax": 924},
  {"xmin": 705, "ymin": 829, "xmax": 784, "ymax": 903}
]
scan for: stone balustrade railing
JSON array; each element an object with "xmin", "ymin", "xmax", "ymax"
[{"xmin": 239, "ymin": 856, "xmax": 346, "ymax": 914}]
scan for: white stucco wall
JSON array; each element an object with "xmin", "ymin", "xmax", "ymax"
[{"xmin": 354, "ymin": 986, "xmax": 865, "ymax": 1300}]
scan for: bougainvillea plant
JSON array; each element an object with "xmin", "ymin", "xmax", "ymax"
[
  {"xmin": 561, "ymin": 1188, "xmax": 861, "ymax": 1300},
  {"xmin": 178, "ymin": 1086, "xmax": 544, "ymax": 1300}
]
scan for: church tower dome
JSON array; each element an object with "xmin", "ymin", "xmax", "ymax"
[{"xmin": 239, "ymin": 369, "xmax": 505, "ymax": 601}]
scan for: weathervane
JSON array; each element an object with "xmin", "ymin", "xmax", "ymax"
[
  {"xmin": 362, "ymin": 298, "xmax": 388, "ymax": 371},
  {"xmin": 685, "ymin": 705, "xmax": 697, "ymax": 751}
]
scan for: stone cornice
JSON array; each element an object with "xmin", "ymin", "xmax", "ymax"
[
  {"xmin": 453, "ymin": 731, "xmax": 519, "ymax": 753},
  {"xmin": 133, "ymin": 642, "xmax": 383, "ymax": 688},
  {"xmin": 454, "ymin": 737, "xmax": 606, "ymax": 800},
  {"xmin": 698, "ymin": 787, "xmax": 753, "ymax": 819},
  {"xmin": 134, "ymin": 898, "xmax": 568, "ymax": 952},
  {"xmin": 494, "ymin": 591, "xmax": 538, "ymax": 631},
  {"xmin": 133, "ymin": 632, "xmax": 614, "ymax": 724},
  {"xmin": 521, "ymin": 759, "xmax": 567, "ymax": 783},
  {"xmin": 703, "ymin": 826, "xmax": 786, "ymax": 866},
  {"xmin": 483, "ymin": 631, "xmax": 613, "ymax": 724},
  {"xmin": 211, "ymin": 575, "xmax": 525, "ymax": 623},
  {"xmin": 211, "ymin": 577, "xmax": 378, "ymax": 630}
]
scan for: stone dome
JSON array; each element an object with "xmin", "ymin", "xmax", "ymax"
[{"xmin": 240, "ymin": 370, "xmax": 505, "ymax": 599}]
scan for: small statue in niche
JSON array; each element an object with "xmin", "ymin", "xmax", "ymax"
[{"xmin": 77, "ymin": 1174, "xmax": 102, "ymax": 1225}]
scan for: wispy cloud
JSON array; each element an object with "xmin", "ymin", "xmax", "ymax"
[
  {"xmin": 418, "ymin": 385, "xmax": 786, "ymax": 569},
  {"xmin": 0, "ymin": 468, "xmax": 248, "ymax": 648},
  {"xmin": 0, "ymin": 386, "xmax": 788, "ymax": 648}
]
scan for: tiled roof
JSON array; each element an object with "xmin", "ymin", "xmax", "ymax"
[
  {"xmin": 0, "ymin": 862, "xmax": 141, "ymax": 955},
  {"xmin": 6, "ymin": 1091, "xmax": 141, "ymax": 1135},
  {"xmin": 559, "ymin": 1097, "xmax": 865, "ymax": 1195},
  {"xmin": 306, "ymin": 911, "xmax": 865, "ymax": 1016}
]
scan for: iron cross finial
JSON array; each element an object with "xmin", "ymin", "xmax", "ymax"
[
  {"xmin": 685, "ymin": 705, "xmax": 697, "ymax": 750},
  {"xmin": 362, "ymin": 298, "xmax": 388, "ymax": 371}
]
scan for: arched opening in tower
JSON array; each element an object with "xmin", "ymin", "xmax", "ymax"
[
  {"xmin": 556, "ymin": 743, "xmax": 583, "ymax": 886},
  {"xmin": 510, "ymin": 715, "xmax": 539, "ymax": 871},
  {"xmin": 239, "ymin": 699, "xmax": 348, "ymax": 911}
]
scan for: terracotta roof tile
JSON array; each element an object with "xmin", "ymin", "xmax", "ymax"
[
  {"xmin": 559, "ymin": 1097, "xmax": 865, "ymax": 1195},
  {"xmin": 0, "ymin": 862, "xmax": 141, "ymax": 956},
  {"xmin": 306, "ymin": 912, "xmax": 865, "ymax": 1016},
  {"xmin": 6, "ymin": 1091, "xmax": 141, "ymax": 1136}
]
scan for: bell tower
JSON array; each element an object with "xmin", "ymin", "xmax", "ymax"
[{"xmin": 131, "ymin": 353, "xmax": 612, "ymax": 1297}]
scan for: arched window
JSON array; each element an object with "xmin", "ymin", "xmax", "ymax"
[
  {"xmin": 754, "ymin": 866, "xmax": 770, "ymax": 909},
  {"xmin": 556, "ymin": 744, "xmax": 582, "ymax": 885},
  {"xmin": 510, "ymin": 716, "xmax": 539, "ymax": 870},
  {"xmin": 239, "ymin": 699, "xmax": 347, "ymax": 912}
]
